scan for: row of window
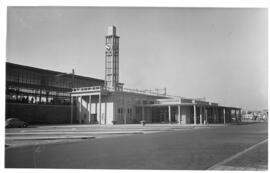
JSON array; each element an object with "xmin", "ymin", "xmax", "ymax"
[
  {"xmin": 117, "ymin": 108, "xmax": 133, "ymax": 114},
  {"xmin": 106, "ymin": 37, "xmax": 119, "ymax": 45},
  {"xmin": 7, "ymin": 68, "xmax": 102, "ymax": 89},
  {"xmin": 7, "ymin": 86, "xmax": 70, "ymax": 97}
]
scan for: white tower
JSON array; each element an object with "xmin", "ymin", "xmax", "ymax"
[{"xmin": 105, "ymin": 26, "xmax": 120, "ymax": 90}]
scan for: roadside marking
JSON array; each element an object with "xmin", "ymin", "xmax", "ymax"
[
  {"xmin": 33, "ymin": 146, "xmax": 41, "ymax": 168},
  {"xmin": 210, "ymin": 165, "xmax": 267, "ymax": 171},
  {"xmin": 208, "ymin": 138, "xmax": 268, "ymax": 170}
]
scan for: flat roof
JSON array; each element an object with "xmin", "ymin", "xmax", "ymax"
[{"xmin": 6, "ymin": 62, "xmax": 104, "ymax": 82}]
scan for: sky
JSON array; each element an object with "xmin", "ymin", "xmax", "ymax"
[{"xmin": 6, "ymin": 7, "xmax": 268, "ymax": 110}]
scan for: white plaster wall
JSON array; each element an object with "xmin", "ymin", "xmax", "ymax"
[
  {"xmin": 75, "ymin": 92, "xmax": 164, "ymax": 125},
  {"xmin": 95, "ymin": 102, "xmax": 109, "ymax": 125},
  {"xmin": 106, "ymin": 102, "xmax": 114, "ymax": 124},
  {"xmin": 96, "ymin": 103, "xmax": 101, "ymax": 124},
  {"xmin": 101, "ymin": 103, "xmax": 106, "ymax": 124},
  {"xmin": 111, "ymin": 92, "xmax": 162, "ymax": 124},
  {"xmin": 90, "ymin": 103, "xmax": 96, "ymax": 114}
]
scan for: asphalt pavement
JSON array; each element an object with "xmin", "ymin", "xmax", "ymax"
[
  {"xmin": 5, "ymin": 123, "xmax": 198, "ymax": 147},
  {"xmin": 5, "ymin": 122, "xmax": 268, "ymax": 170}
]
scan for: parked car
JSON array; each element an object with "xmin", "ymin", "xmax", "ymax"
[{"xmin": 5, "ymin": 118, "xmax": 28, "ymax": 128}]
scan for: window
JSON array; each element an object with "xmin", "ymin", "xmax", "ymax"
[
  {"xmin": 118, "ymin": 108, "xmax": 124, "ymax": 114},
  {"xmin": 126, "ymin": 108, "xmax": 133, "ymax": 114}
]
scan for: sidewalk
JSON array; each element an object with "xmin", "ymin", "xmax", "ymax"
[
  {"xmin": 208, "ymin": 139, "xmax": 268, "ymax": 171},
  {"xmin": 224, "ymin": 140, "xmax": 268, "ymax": 170}
]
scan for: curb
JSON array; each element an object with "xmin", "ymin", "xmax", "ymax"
[
  {"xmin": 6, "ymin": 132, "xmax": 145, "ymax": 140},
  {"xmin": 6, "ymin": 131, "xmax": 144, "ymax": 136},
  {"xmin": 6, "ymin": 136, "xmax": 96, "ymax": 140}
]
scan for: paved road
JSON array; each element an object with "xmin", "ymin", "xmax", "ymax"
[
  {"xmin": 5, "ymin": 124, "xmax": 197, "ymax": 147},
  {"xmin": 5, "ymin": 123, "xmax": 267, "ymax": 169}
]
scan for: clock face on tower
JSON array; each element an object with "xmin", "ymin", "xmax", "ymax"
[{"xmin": 105, "ymin": 44, "xmax": 112, "ymax": 55}]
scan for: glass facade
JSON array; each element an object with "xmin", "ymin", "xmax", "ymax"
[{"xmin": 6, "ymin": 62, "xmax": 104, "ymax": 105}]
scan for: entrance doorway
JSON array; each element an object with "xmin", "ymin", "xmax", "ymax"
[{"xmin": 90, "ymin": 114, "xmax": 97, "ymax": 124}]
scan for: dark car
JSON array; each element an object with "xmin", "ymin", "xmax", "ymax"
[{"xmin": 5, "ymin": 118, "xmax": 28, "ymax": 128}]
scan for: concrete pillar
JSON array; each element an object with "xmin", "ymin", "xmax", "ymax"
[
  {"xmin": 75, "ymin": 96, "xmax": 78, "ymax": 122},
  {"xmin": 168, "ymin": 105, "xmax": 171, "ymax": 124},
  {"xmin": 99, "ymin": 93, "xmax": 101, "ymax": 125},
  {"xmin": 205, "ymin": 107, "xmax": 209, "ymax": 124},
  {"xmin": 216, "ymin": 107, "xmax": 218, "ymax": 123},
  {"xmin": 95, "ymin": 100, "xmax": 97, "ymax": 123},
  {"xmin": 236, "ymin": 110, "xmax": 239, "ymax": 122},
  {"xmin": 193, "ymin": 105, "xmax": 197, "ymax": 125},
  {"xmin": 238, "ymin": 109, "xmax": 241, "ymax": 122},
  {"xmin": 178, "ymin": 105, "xmax": 181, "ymax": 124},
  {"xmin": 70, "ymin": 96, "xmax": 73, "ymax": 124},
  {"xmin": 212, "ymin": 107, "xmax": 215, "ymax": 123},
  {"xmin": 39, "ymin": 89, "xmax": 42, "ymax": 103},
  {"xmin": 89, "ymin": 95, "xmax": 91, "ymax": 123},
  {"xmin": 223, "ymin": 108, "xmax": 226, "ymax": 124},
  {"xmin": 124, "ymin": 107, "xmax": 127, "ymax": 124},
  {"xmin": 202, "ymin": 106, "xmax": 205, "ymax": 124},
  {"xmin": 217, "ymin": 107, "xmax": 219, "ymax": 122},
  {"xmin": 200, "ymin": 106, "xmax": 202, "ymax": 125},
  {"xmin": 34, "ymin": 90, "xmax": 37, "ymax": 103},
  {"xmin": 79, "ymin": 96, "xmax": 82, "ymax": 124},
  {"xmin": 142, "ymin": 106, "xmax": 145, "ymax": 120},
  {"xmin": 45, "ymin": 91, "xmax": 49, "ymax": 104},
  {"xmin": 105, "ymin": 101, "xmax": 107, "ymax": 124},
  {"xmin": 234, "ymin": 109, "xmax": 237, "ymax": 123}
]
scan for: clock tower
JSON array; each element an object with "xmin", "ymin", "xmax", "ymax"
[{"xmin": 105, "ymin": 26, "xmax": 120, "ymax": 90}]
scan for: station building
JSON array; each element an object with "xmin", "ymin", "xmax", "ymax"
[
  {"xmin": 6, "ymin": 26, "xmax": 241, "ymax": 125},
  {"xmin": 70, "ymin": 26, "xmax": 242, "ymax": 125}
]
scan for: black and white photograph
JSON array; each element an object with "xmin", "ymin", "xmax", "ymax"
[{"xmin": 2, "ymin": 0, "xmax": 268, "ymax": 171}]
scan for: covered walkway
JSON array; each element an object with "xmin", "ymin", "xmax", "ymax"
[{"xmin": 140, "ymin": 98, "xmax": 241, "ymax": 125}]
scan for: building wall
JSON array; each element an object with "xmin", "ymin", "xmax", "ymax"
[
  {"xmin": 74, "ymin": 95, "xmax": 115, "ymax": 125},
  {"xmin": 106, "ymin": 103, "xmax": 114, "ymax": 124},
  {"xmin": 73, "ymin": 91, "xmax": 166, "ymax": 124},
  {"xmin": 6, "ymin": 103, "xmax": 74, "ymax": 124},
  {"xmin": 72, "ymin": 92, "xmax": 240, "ymax": 125},
  {"xmin": 112, "ymin": 92, "xmax": 163, "ymax": 124}
]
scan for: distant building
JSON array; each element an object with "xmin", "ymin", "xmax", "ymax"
[{"xmin": 241, "ymin": 109, "xmax": 268, "ymax": 121}]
